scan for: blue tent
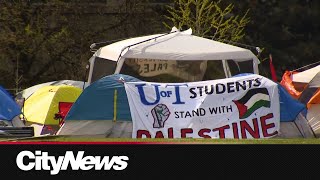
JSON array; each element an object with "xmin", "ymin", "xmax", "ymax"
[
  {"xmin": 0, "ymin": 85, "xmax": 22, "ymax": 121},
  {"xmin": 65, "ymin": 74, "xmax": 141, "ymax": 121}
]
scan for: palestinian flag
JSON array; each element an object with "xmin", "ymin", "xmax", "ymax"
[{"xmin": 233, "ymin": 88, "xmax": 270, "ymax": 119}]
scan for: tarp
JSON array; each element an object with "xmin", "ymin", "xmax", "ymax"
[
  {"xmin": 280, "ymin": 64, "xmax": 320, "ymax": 99},
  {"xmin": 96, "ymin": 28, "xmax": 260, "ymax": 63},
  {"xmin": 278, "ymin": 83, "xmax": 306, "ymax": 122},
  {"xmin": 280, "ymin": 71, "xmax": 302, "ymax": 99},
  {"xmin": 65, "ymin": 74, "xmax": 141, "ymax": 121},
  {"xmin": 0, "ymin": 85, "xmax": 14, "ymax": 99},
  {"xmin": 23, "ymin": 85, "xmax": 82, "ymax": 126},
  {"xmin": 0, "ymin": 85, "xmax": 21, "ymax": 121}
]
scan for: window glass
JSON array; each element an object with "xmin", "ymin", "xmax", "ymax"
[
  {"xmin": 120, "ymin": 58, "xmax": 226, "ymax": 82},
  {"xmin": 227, "ymin": 59, "xmax": 254, "ymax": 76},
  {"xmin": 90, "ymin": 57, "xmax": 116, "ymax": 83}
]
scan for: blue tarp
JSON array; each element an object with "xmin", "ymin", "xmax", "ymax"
[
  {"xmin": 278, "ymin": 83, "xmax": 306, "ymax": 122},
  {"xmin": 65, "ymin": 74, "xmax": 141, "ymax": 121},
  {"xmin": 0, "ymin": 85, "xmax": 22, "ymax": 121},
  {"xmin": 0, "ymin": 85, "xmax": 13, "ymax": 99}
]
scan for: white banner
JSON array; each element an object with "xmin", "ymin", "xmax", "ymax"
[{"xmin": 124, "ymin": 74, "xmax": 280, "ymax": 139}]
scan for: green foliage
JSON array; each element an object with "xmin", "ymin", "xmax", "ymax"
[
  {"xmin": 0, "ymin": 0, "xmax": 165, "ymax": 92},
  {"xmin": 0, "ymin": 0, "xmax": 80, "ymax": 91},
  {"xmin": 163, "ymin": 0, "xmax": 250, "ymax": 42},
  {"xmin": 226, "ymin": 0, "xmax": 320, "ymax": 79},
  {"xmin": 0, "ymin": 0, "xmax": 318, "ymax": 90}
]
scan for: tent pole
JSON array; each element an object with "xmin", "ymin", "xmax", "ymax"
[
  {"xmin": 113, "ymin": 89, "xmax": 117, "ymax": 122},
  {"xmin": 116, "ymin": 30, "xmax": 179, "ymax": 62},
  {"xmin": 90, "ymin": 30, "xmax": 179, "ymax": 52},
  {"xmin": 291, "ymin": 61, "xmax": 320, "ymax": 72}
]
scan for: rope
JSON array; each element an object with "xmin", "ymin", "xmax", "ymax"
[
  {"xmin": 291, "ymin": 61, "xmax": 320, "ymax": 72},
  {"xmin": 218, "ymin": 39, "xmax": 262, "ymax": 55},
  {"xmin": 219, "ymin": 39, "xmax": 258, "ymax": 49},
  {"xmin": 89, "ymin": 31, "xmax": 176, "ymax": 52}
]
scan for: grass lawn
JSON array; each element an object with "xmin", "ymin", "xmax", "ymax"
[{"xmin": 1, "ymin": 135, "xmax": 320, "ymax": 144}]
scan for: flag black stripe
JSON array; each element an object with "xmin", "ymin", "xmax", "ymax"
[{"xmin": 237, "ymin": 88, "xmax": 269, "ymax": 104}]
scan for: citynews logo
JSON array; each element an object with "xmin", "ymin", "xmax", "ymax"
[{"xmin": 16, "ymin": 150, "xmax": 129, "ymax": 175}]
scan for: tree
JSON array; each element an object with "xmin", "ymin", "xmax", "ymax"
[
  {"xmin": 224, "ymin": 0, "xmax": 320, "ymax": 78},
  {"xmin": 163, "ymin": 0, "xmax": 250, "ymax": 42},
  {"xmin": 162, "ymin": 0, "xmax": 256, "ymax": 81},
  {"xmin": 0, "ymin": 0, "xmax": 81, "ymax": 91},
  {"xmin": 0, "ymin": 0, "xmax": 163, "ymax": 92}
]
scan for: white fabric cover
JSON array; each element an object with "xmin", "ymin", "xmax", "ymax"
[
  {"xmin": 95, "ymin": 28, "xmax": 259, "ymax": 64},
  {"xmin": 293, "ymin": 65, "xmax": 320, "ymax": 83}
]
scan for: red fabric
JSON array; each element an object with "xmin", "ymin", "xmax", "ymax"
[
  {"xmin": 56, "ymin": 102, "xmax": 74, "ymax": 126},
  {"xmin": 58, "ymin": 102, "xmax": 73, "ymax": 119},
  {"xmin": 269, "ymin": 54, "xmax": 278, "ymax": 82}
]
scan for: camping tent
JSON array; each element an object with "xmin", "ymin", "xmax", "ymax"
[
  {"xmin": 0, "ymin": 85, "xmax": 27, "ymax": 133},
  {"xmin": 16, "ymin": 80, "xmax": 89, "ymax": 100},
  {"xmin": 292, "ymin": 71, "xmax": 320, "ymax": 137},
  {"xmin": 65, "ymin": 74, "xmax": 140, "ymax": 121},
  {"xmin": 57, "ymin": 74, "xmax": 141, "ymax": 137},
  {"xmin": 87, "ymin": 27, "xmax": 260, "ymax": 84},
  {"xmin": 292, "ymin": 65, "xmax": 320, "ymax": 83},
  {"xmin": 279, "ymin": 64, "xmax": 320, "ymax": 137},
  {"xmin": 23, "ymin": 85, "xmax": 83, "ymax": 136},
  {"xmin": 0, "ymin": 85, "xmax": 21, "ymax": 122},
  {"xmin": 57, "ymin": 73, "xmax": 314, "ymax": 138},
  {"xmin": 280, "ymin": 64, "xmax": 320, "ymax": 99}
]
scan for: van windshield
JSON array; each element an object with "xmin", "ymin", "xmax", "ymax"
[
  {"xmin": 89, "ymin": 58, "xmax": 255, "ymax": 83},
  {"xmin": 119, "ymin": 58, "xmax": 226, "ymax": 83}
]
